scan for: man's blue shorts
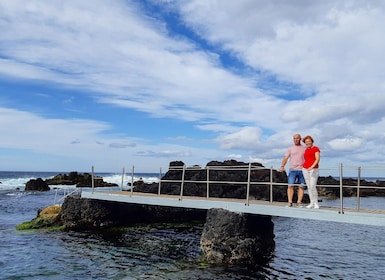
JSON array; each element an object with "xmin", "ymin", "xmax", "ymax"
[{"xmin": 288, "ymin": 169, "xmax": 306, "ymax": 188}]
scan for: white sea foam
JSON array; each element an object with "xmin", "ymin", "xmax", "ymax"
[
  {"xmin": 0, "ymin": 177, "xmax": 33, "ymax": 191},
  {"xmin": 100, "ymin": 173, "xmax": 160, "ymax": 188},
  {"xmin": 0, "ymin": 172, "xmax": 159, "ymax": 191}
]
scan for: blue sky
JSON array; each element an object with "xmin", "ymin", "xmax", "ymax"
[{"xmin": 1, "ymin": 0, "xmax": 385, "ymax": 175}]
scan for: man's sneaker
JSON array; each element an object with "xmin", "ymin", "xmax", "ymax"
[
  {"xmin": 306, "ymin": 204, "xmax": 314, "ymax": 209},
  {"xmin": 314, "ymin": 204, "xmax": 320, "ymax": 209},
  {"xmin": 286, "ymin": 203, "xmax": 293, "ymax": 207},
  {"xmin": 296, "ymin": 202, "xmax": 303, "ymax": 208}
]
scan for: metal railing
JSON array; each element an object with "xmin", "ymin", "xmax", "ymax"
[
  {"xmin": 54, "ymin": 187, "xmax": 82, "ymax": 205},
  {"xmin": 156, "ymin": 163, "xmax": 279, "ymax": 204},
  {"xmin": 90, "ymin": 163, "xmax": 385, "ymax": 214}
]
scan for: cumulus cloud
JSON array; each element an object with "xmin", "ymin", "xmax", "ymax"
[
  {"xmin": 216, "ymin": 127, "xmax": 264, "ymax": 150},
  {"xmin": 109, "ymin": 142, "xmax": 136, "ymax": 148},
  {"xmin": 1, "ymin": 0, "xmax": 385, "ymax": 171},
  {"xmin": 166, "ymin": 136, "xmax": 192, "ymax": 141},
  {"xmin": 0, "ymin": 107, "xmax": 109, "ymax": 153},
  {"xmin": 327, "ymin": 137, "xmax": 363, "ymax": 151},
  {"xmin": 135, "ymin": 150, "xmax": 192, "ymax": 157},
  {"xmin": 226, "ymin": 154, "xmax": 243, "ymax": 160}
]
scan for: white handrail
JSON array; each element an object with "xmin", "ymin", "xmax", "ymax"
[{"xmin": 54, "ymin": 187, "xmax": 81, "ymax": 205}]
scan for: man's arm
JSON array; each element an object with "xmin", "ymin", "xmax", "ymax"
[{"xmin": 279, "ymin": 157, "xmax": 289, "ymax": 171}]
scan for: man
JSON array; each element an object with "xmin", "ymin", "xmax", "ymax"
[{"xmin": 279, "ymin": 134, "xmax": 306, "ymax": 207}]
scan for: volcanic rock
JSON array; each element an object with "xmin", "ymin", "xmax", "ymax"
[
  {"xmin": 25, "ymin": 178, "xmax": 50, "ymax": 191},
  {"xmin": 200, "ymin": 208, "xmax": 274, "ymax": 265}
]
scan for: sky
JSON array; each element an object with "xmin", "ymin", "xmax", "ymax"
[{"xmin": 1, "ymin": 0, "xmax": 385, "ymax": 176}]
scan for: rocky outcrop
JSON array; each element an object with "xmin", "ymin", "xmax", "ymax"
[
  {"xmin": 18, "ymin": 197, "xmax": 275, "ymax": 266},
  {"xmin": 18, "ymin": 195, "xmax": 207, "ymax": 231},
  {"xmin": 317, "ymin": 176, "xmax": 385, "ymax": 198},
  {"xmin": 25, "ymin": 172, "xmax": 118, "ymax": 190},
  {"xmin": 59, "ymin": 196, "xmax": 207, "ymax": 230},
  {"xmin": 200, "ymin": 208, "xmax": 274, "ymax": 265},
  {"xmin": 45, "ymin": 171, "xmax": 118, "ymax": 188},
  {"xmin": 25, "ymin": 178, "xmax": 50, "ymax": 191},
  {"xmin": 16, "ymin": 205, "xmax": 62, "ymax": 230},
  {"xmin": 133, "ymin": 160, "xmax": 297, "ymax": 202}
]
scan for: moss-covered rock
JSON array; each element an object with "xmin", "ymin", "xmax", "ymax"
[{"xmin": 16, "ymin": 205, "xmax": 64, "ymax": 230}]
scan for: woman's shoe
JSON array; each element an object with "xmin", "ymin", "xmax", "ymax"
[{"xmin": 306, "ymin": 204, "xmax": 314, "ymax": 209}]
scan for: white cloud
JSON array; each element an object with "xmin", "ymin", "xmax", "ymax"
[
  {"xmin": 135, "ymin": 150, "xmax": 192, "ymax": 158},
  {"xmin": 0, "ymin": 107, "xmax": 110, "ymax": 153},
  {"xmin": 226, "ymin": 154, "xmax": 243, "ymax": 159},
  {"xmin": 0, "ymin": 0, "xmax": 285, "ymax": 127},
  {"xmin": 215, "ymin": 127, "xmax": 264, "ymax": 150},
  {"xmin": 1, "ymin": 0, "xmax": 385, "ymax": 172},
  {"xmin": 109, "ymin": 142, "xmax": 136, "ymax": 148},
  {"xmin": 327, "ymin": 137, "xmax": 363, "ymax": 151},
  {"xmin": 166, "ymin": 136, "xmax": 192, "ymax": 141}
]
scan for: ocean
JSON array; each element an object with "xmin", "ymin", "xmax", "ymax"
[{"xmin": 1, "ymin": 171, "xmax": 385, "ymax": 279}]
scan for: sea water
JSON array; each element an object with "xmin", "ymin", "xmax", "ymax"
[{"xmin": 1, "ymin": 171, "xmax": 385, "ymax": 279}]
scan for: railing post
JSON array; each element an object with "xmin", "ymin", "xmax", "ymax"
[
  {"xmin": 179, "ymin": 164, "xmax": 186, "ymax": 200},
  {"xmin": 339, "ymin": 163, "xmax": 344, "ymax": 214},
  {"xmin": 246, "ymin": 162, "xmax": 251, "ymax": 205},
  {"xmin": 357, "ymin": 166, "xmax": 361, "ymax": 210},
  {"xmin": 158, "ymin": 167, "xmax": 162, "ymax": 196},
  {"xmin": 130, "ymin": 165, "xmax": 134, "ymax": 196},
  {"xmin": 121, "ymin": 167, "xmax": 125, "ymax": 190},
  {"xmin": 91, "ymin": 165, "xmax": 95, "ymax": 193},
  {"xmin": 206, "ymin": 167, "xmax": 210, "ymax": 199},
  {"xmin": 54, "ymin": 188, "xmax": 58, "ymax": 204},
  {"xmin": 270, "ymin": 166, "xmax": 273, "ymax": 203}
]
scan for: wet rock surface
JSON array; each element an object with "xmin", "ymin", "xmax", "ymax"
[
  {"xmin": 25, "ymin": 171, "xmax": 118, "ymax": 190},
  {"xmin": 59, "ymin": 196, "xmax": 207, "ymax": 230},
  {"xmin": 200, "ymin": 208, "xmax": 275, "ymax": 265},
  {"xmin": 25, "ymin": 178, "xmax": 50, "ymax": 191},
  {"xmin": 45, "ymin": 171, "xmax": 118, "ymax": 187}
]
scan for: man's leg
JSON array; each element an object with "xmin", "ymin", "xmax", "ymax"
[
  {"xmin": 297, "ymin": 170, "xmax": 306, "ymax": 205},
  {"xmin": 286, "ymin": 170, "xmax": 296, "ymax": 206},
  {"xmin": 297, "ymin": 187, "xmax": 304, "ymax": 203},
  {"xmin": 287, "ymin": 185, "xmax": 294, "ymax": 205}
]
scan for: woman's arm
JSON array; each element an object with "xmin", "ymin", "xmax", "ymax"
[{"xmin": 310, "ymin": 151, "xmax": 320, "ymax": 169}]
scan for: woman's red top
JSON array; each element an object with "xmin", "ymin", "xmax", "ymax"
[{"xmin": 303, "ymin": 146, "xmax": 320, "ymax": 169}]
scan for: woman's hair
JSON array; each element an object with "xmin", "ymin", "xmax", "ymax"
[{"xmin": 302, "ymin": 135, "xmax": 314, "ymax": 143}]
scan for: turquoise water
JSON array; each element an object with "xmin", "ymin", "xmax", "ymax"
[{"xmin": 1, "ymin": 172, "xmax": 385, "ymax": 279}]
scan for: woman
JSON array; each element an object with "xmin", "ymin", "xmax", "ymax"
[{"xmin": 302, "ymin": 135, "xmax": 321, "ymax": 209}]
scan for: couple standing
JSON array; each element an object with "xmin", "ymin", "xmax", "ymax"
[{"xmin": 279, "ymin": 134, "xmax": 321, "ymax": 209}]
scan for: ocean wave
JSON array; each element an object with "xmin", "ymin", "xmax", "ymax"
[{"xmin": 0, "ymin": 171, "xmax": 160, "ymax": 191}]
